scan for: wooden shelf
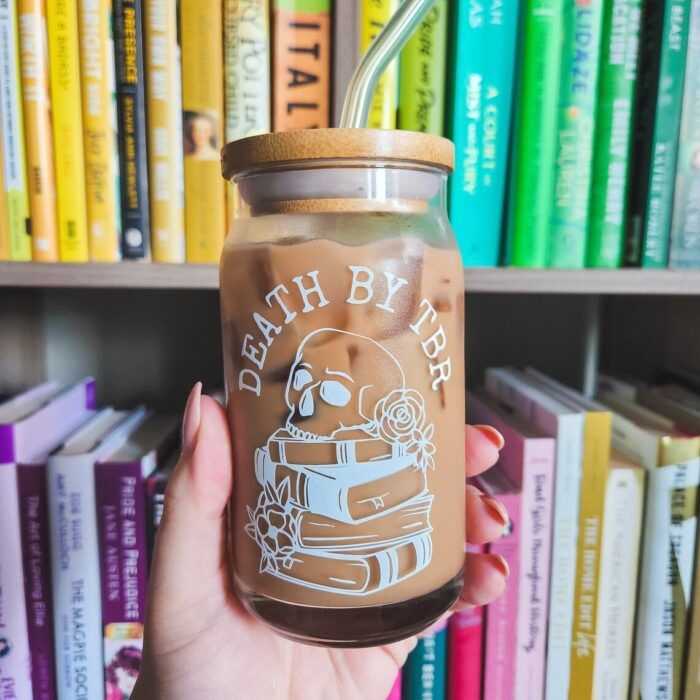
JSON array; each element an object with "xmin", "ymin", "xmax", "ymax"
[{"xmin": 1, "ymin": 262, "xmax": 700, "ymax": 294}]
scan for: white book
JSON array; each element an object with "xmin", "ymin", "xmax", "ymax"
[
  {"xmin": 48, "ymin": 407, "xmax": 147, "ymax": 700},
  {"xmin": 484, "ymin": 367, "xmax": 585, "ymax": 700},
  {"xmin": 592, "ymin": 455, "xmax": 645, "ymax": 700}
]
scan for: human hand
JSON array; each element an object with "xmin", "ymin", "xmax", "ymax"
[{"xmin": 132, "ymin": 383, "xmax": 508, "ymax": 700}]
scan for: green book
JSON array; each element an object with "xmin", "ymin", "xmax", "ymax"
[
  {"xmin": 549, "ymin": 0, "xmax": 606, "ymax": 268},
  {"xmin": 507, "ymin": 0, "xmax": 565, "ymax": 268},
  {"xmin": 402, "ymin": 625, "xmax": 447, "ymax": 699},
  {"xmin": 397, "ymin": 0, "xmax": 448, "ymax": 135},
  {"xmin": 587, "ymin": 0, "xmax": 642, "ymax": 268},
  {"xmin": 626, "ymin": 0, "xmax": 692, "ymax": 267}
]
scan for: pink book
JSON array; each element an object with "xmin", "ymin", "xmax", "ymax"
[
  {"xmin": 386, "ymin": 672, "xmax": 401, "ymax": 700},
  {"xmin": 470, "ymin": 391, "xmax": 555, "ymax": 700}
]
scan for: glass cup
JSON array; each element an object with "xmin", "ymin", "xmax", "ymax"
[{"xmin": 220, "ymin": 129, "xmax": 465, "ymax": 647}]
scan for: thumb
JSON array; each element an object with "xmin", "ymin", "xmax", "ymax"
[{"xmin": 147, "ymin": 383, "xmax": 234, "ymax": 617}]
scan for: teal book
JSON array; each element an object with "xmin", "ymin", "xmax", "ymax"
[
  {"xmin": 507, "ymin": 0, "xmax": 565, "ymax": 268},
  {"xmin": 626, "ymin": 0, "xmax": 692, "ymax": 267},
  {"xmin": 402, "ymin": 625, "xmax": 447, "ymax": 699},
  {"xmin": 587, "ymin": 0, "xmax": 642, "ymax": 268},
  {"xmin": 549, "ymin": 0, "xmax": 606, "ymax": 268},
  {"xmin": 447, "ymin": 0, "xmax": 521, "ymax": 267},
  {"xmin": 670, "ymin": 0, "xmax": 700, "ymax": 268}
]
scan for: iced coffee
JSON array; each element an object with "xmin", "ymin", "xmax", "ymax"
[{"xmin": 220, "ymin": 130, "xmax": 465, "ymax": 646}]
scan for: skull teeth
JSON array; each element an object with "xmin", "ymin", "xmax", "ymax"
[{"xmin": 285, "ymin": 420, "xmax": 328, "ymax": 442}]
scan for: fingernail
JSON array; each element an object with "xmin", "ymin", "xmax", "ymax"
[
  {"xmin": 482, "ymin": 496, "xmax": 509, "ymax": 527},
  {"xmin": 475, "ymin": 425, "xmax": 505, "ymax": 450},
  {"xmin": 492, "ymin": 554, "xmax": 510, "ymax": 578},
  {"xmin": 182, "ymin": 382, "xmax": 202, "ymax": 453}
]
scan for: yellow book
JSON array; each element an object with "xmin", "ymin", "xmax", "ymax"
[
  {"xmin": 0, "ymin": 0, "xmax": 32, "ymax": 260},
  {"xmin": 181, "ymin": 0, "xmax": 226, "ymax": 263},
  {"xmin": 47, "ymin": 0, "xmax": 89, "ymax": 262},
  {"xmin": 0, "ymin": 125, "xmax": 9, "ymax": 260},
  {"xmin": 144, "ymin": 0, "xmax": 185, "ymax": 262},
  {"xmin": 360, "ymin": 0, "xmax": 398, "ymax": 129},
  {"xmin": 18, "ymin": 0, "xmax": 58, "ymax": 261},
  {"xmin": 78, "ymin": 0, "xmax": 120, "ymax": 261}
]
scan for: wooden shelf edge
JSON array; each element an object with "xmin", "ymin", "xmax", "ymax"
[{"xmin": 1, "ymin": 262, "xmax": 699, "ymax": 294}]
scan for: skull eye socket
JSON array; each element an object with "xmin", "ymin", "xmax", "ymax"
[
  {"xmin": 292, "ymin": 368, "xmax": 313, "ymax": 391},
  {"xmin": 320, "ymin": 380, "xmax": 352, "ymax": 407}
]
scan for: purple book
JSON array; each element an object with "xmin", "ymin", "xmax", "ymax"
[
  {"xmin": 0, "ymin": 379, "xmax": 96, "ymax": 700},
  {"xmin": 95, "ymin": 414, "xmax": 178, "ymax": 699},
  {"xmin": 145, "ymin": 450, "xmax": 179, "ymax": 569}
]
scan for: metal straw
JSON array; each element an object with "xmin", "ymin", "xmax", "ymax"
[{"xmin": 339, "ymin": 0, "xmax": 438, "ymax": 128}]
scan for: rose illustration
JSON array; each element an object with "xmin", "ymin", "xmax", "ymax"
[{"xmin": 374, "ymin": 389, "xmax": 436, "ymax": 472}]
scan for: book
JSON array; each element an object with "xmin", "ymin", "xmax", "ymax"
[
  {"xmin": 626, "ymin": 0, "xmax": 692, "ymax": 267},
  {"xmin": 477, "ymin": 467, "xmax": 520, "ymax": 700},
  {"xmin": 181, "ymin": 0, "xmax": 226, "ymax": 263},
  {"xmin": 398, "ymin": 0, "xmax": 447, "ymax": 135},
  {"xmin": 96, "ymin": 414, "xmax": 178, "ymax": 699},
  {"xmin": 47, "ymin": 0, "xmax": 89, "ymax": 262},
  {"xmin": 548, "ymin": 0, "xmax": 605, "ymax": 268},
  {"xmin": 272, "ymin": 0, "xmax": 331, "ymax": 131},
  {"xmin": 0, "ymin": 121, "xmax": 9, "ymax": 260},
  {"xmin": 670, "ymin": 0, "xmax": 700, "ymax": 268},
  {"xmin": 484, "ymin": 367, "xmax": 585, "ymax": 700},
  {"xmin": 447, "ymin": 606, "xmax": 483, "ymax": 700},
  {"xmin": 48, "ymin": 407, "xmax": 148, "ymax": 700},
  {"xmin": 402, "ymin": 622, "xmax": 447, "ymax": 699},
  {"xmin": 591, "ymin": 451, "xmax": 645, "ymax": 700},
  {"xmin": 0, "ymin": 379, "xmax": 96, "ymax": 700},
  {"xmin": 0, "ymin": 0, "xmax": 31, "ymax": 261},
  {"xmin": 597, "ymin": 391, "xmax": 700, "ymax": 700},
  {"xmin": 18, "ymin": 0, "xmax": 59, "ymax": 262},
  {"xmin": 224, "ymin": 0, "xmax": 270, "ymax": 222},
  {"xmin": 587, "ymin": 0, "xmax": 642, "ymax": 268},
  {"xmin": 446, "ymin": 0, "xmax": 520, "ymax": 267},
  {"xmin": 144, "ymin": 0, "xmax": 185, "ymax": 263},
  {"xmin": 387, "ymin": 672, "xmax": 401, "ymax": 700},
  {"xmin": 145, "ymin": 451, "xmax": 177, "ymax": 566},
  {"xmin": 684, "ymin": 525, "xmax": 700, "ymax": 700},
  {"xmin": 507, "ymin": 0, "xmax": 565, "ymax": 268},
  {"xmin": 114, "ymin": 0, "xmax": 150, "ymax": 260},
  {"xmin": 78, "ymin": 0, "xmax": 121, "ymax": 262},
  {"xmin": 523, "ymin": 368, "xmax": 612, "ymax": 700},
  {"xmin": 470, "ymin": 391, "xmax": 555, "ymax": 700},
  {"xmin": 360, "ymin": 0, "xmax": 398, "ymax": 130}
]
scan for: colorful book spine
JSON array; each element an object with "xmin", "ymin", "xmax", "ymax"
[
  {"xmin": 507, "ymin": 0, "xmax": 565, "ymax": 268},
  {"xmin": 17, "ymin": 464, "xmax": 58, "ymax": 700},
  {"xmin": 0, "ymin": 466, "xmax": 33, "ymax": 698},
  {"xmin": 398, "ymin": 0, "xmax": 447, "ymax": 135},
  {"xmin": 223, "ymin": 0, "xmax": 270, "ymax": 222},
  {"xmin": 181, "ymin": 0, "xmax": 226, "ymax": 263},
  {"xmin": 145, "ymin": 0, "xmax": 185, "ymax": 263},
  {"xmin": 18, "ymin": 0, "xmax": 59, "ymax": 262},
  {"xmin": 273, "ymin": 0, "xmax": 331, "ymax": 131},
  {"xmin": 96, "ymin": 460, "xmax": 151, "ymax": 698},
  {"xmin": 0, "ymin": 122, "xmax": 9, "ymax": 260},
  {"xmin": 670, "ymin": 0, "xmax": 700, "ymax": 268},
  {"xmin": 386, "ymin": 672, "xmax": 401, "ymax": 700},
  {"xmin": 683, "ymin": 530, "xmax": 700, "ymax": 700},
  {"xmin": 0, "ymin": 0, "xmax": 31, "ymax": 261},
  {"xmin": 447, "ymin": 578, "xmax": 483, "ymax": 699},
  {"xmin": 47, "ymin": 0, "xmax": 89, "ymax": 262},
  {"xmin": 360, "ymin": 0, "xmax": 397, "ymax": 129},
  {"xmin": 78, "ymin": 0, "xmax": 121, "ymax": 262},
  {"xmin": 447, "ymin": 0, "xmax": 520, "ymax": 267},
  {"xmin": 549, "ymin": 0, "xmax": 605, "ymax": 268},
  {"xmin": 587, "ymin": 0, "xmax": 643, "ymax": 268},
  {"xmin": 114, "ymin": 0, "xmax": 150, "ymax": 260},
  {"xmin": 591, "ymin": 461, "xmax": 645, "ymax": 700},
  {"xmin": 402, "ymin": 623, "xmax": 447, "ymax": 699},
  {"xmin": 482, "ymin": 486, "xmax": 521, "ymax": 700}
]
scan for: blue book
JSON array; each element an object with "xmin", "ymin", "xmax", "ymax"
[
  {"xmin": 401, "ymin": 624, "xmax": 447, "ymax": 699},
  {"xmin": 447, "ymin": 0, "xmax": 521, "ymax": 266}
]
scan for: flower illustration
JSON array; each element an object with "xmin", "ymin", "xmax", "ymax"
[
  {"xmin": 245, "ymin": 478, "xmax": 301, "ymax": 574},
  {"xmin": 374, "ymin": 389, "xmax": 436, "ymax": 472}
]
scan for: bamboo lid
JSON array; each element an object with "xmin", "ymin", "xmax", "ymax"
[{"xmin": 221, "ymin": 128, "xmax": 454, "ymax": 179}]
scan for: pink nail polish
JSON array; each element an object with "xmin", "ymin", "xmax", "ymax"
[
  {"xmin": 482, "ymin": 496, "xmax": 509, "ymax": 526},
  {"xmin": 182, "ymin": 382, "xmax": 202, "ymax": 452},
  {"xmin": 492, "ymin": 554, "xmax": 510, "ymax": 578},
  {"xmin": 474, "ymin": 424, "xmax": 505, "ymax": 450}
]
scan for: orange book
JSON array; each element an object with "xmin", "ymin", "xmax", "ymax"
[
  {"xmin": 273, "ymin": 0, "xmax": 331, "ymax": 131},
  {"xmin": 18, "ymin": 0, "xmax": 58, "ymax": 261}
]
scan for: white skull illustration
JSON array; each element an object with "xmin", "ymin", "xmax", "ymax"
[{"xmin": 285, "ymin": 329, "xmax": 405, "ymax": 440}]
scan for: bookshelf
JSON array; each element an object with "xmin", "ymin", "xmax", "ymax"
[{"xmin": 2, "ymin": 262, "xmax": 700, "ymax": 295}]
